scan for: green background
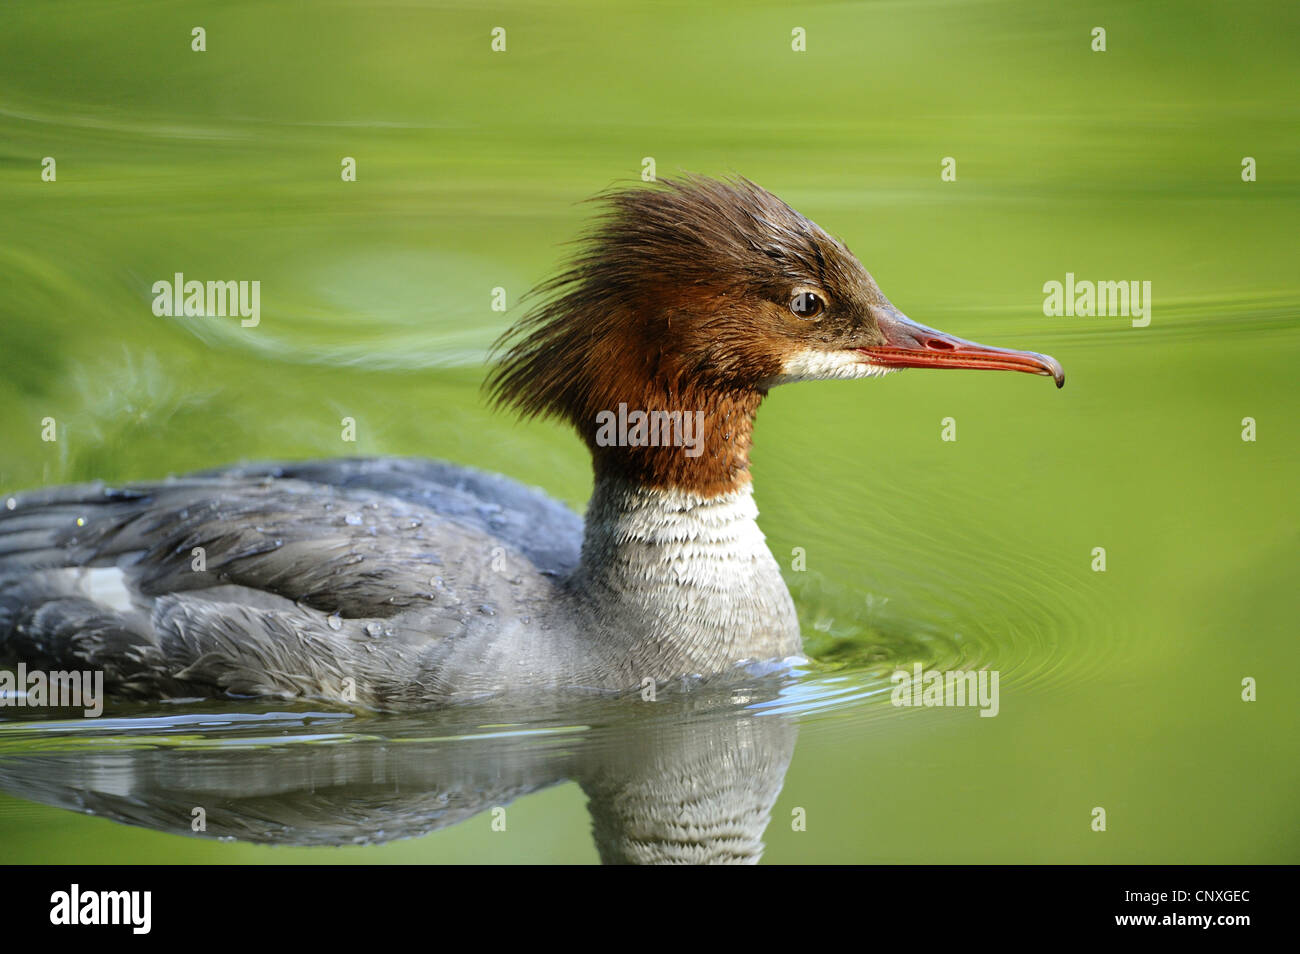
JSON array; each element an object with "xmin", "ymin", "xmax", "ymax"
[{"xmin": 0, "ymin": 0, "xmax": 1296, "ymax": 862}]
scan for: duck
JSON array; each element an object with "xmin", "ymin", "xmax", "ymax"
[{"xmin": 0, "ymin": 176, "xmax": 1063, "ymax": 709}]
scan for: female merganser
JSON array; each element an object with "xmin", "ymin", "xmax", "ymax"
[{"xmin": 0, "ymin": 176, "xmax": 1063, "ymax": 709}]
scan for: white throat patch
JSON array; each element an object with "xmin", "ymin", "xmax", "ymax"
[
  {"xmin": 573, "ymin": 478, "xmax": 801, "ymax": 669},
  {"xmin": 762, "ymin": 348, "xmax": 897, "ymax": 387}
]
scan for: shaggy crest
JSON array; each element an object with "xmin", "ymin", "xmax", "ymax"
[{"xmin": 486, "ymin": 176, "xmax": 880, "ymax": 427}]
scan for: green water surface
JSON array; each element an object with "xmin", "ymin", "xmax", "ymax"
[{"xmin": 0, "ymin": 0, "xmax": 1296, "ymax": 863}]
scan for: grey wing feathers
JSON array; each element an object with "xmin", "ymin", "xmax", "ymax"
[
  {"xmin": 4, "ymin": 478, "xmax": 492, "ymax": 617},
  {"xmin": 191, "ymin": 457, "xmax": 583, "ymax": 575},
  {"xmin": 0, "ymin": 459, "xmax": 582, "ymax": 704}
]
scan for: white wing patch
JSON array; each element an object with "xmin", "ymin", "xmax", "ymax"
[{"xmin": 81, "ymin": 566, "xmax": 135, "ymax": 613}]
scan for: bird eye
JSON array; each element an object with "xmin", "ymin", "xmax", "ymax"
[{"xmin": 789, "ymin": 290, "xmax": 825, "ymax": 319}]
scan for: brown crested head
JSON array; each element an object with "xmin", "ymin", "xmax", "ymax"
[{"xmin": 488, "ymin": 175, "xmax": 1063, "ymax": 497}]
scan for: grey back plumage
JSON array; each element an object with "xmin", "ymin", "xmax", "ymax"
[{"xmin": 0, "ymin": 458, "xmax": 584, "ymax": 708}]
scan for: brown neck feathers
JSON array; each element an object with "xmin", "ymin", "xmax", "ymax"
[{"xmin": 586, "ymin": 387, "xmax": 763, "ymax": 497}]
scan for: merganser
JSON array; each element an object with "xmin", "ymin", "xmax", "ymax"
[{"xmin": 0, "ymin": 176, "xmax": 1063, "ymax": 709}]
